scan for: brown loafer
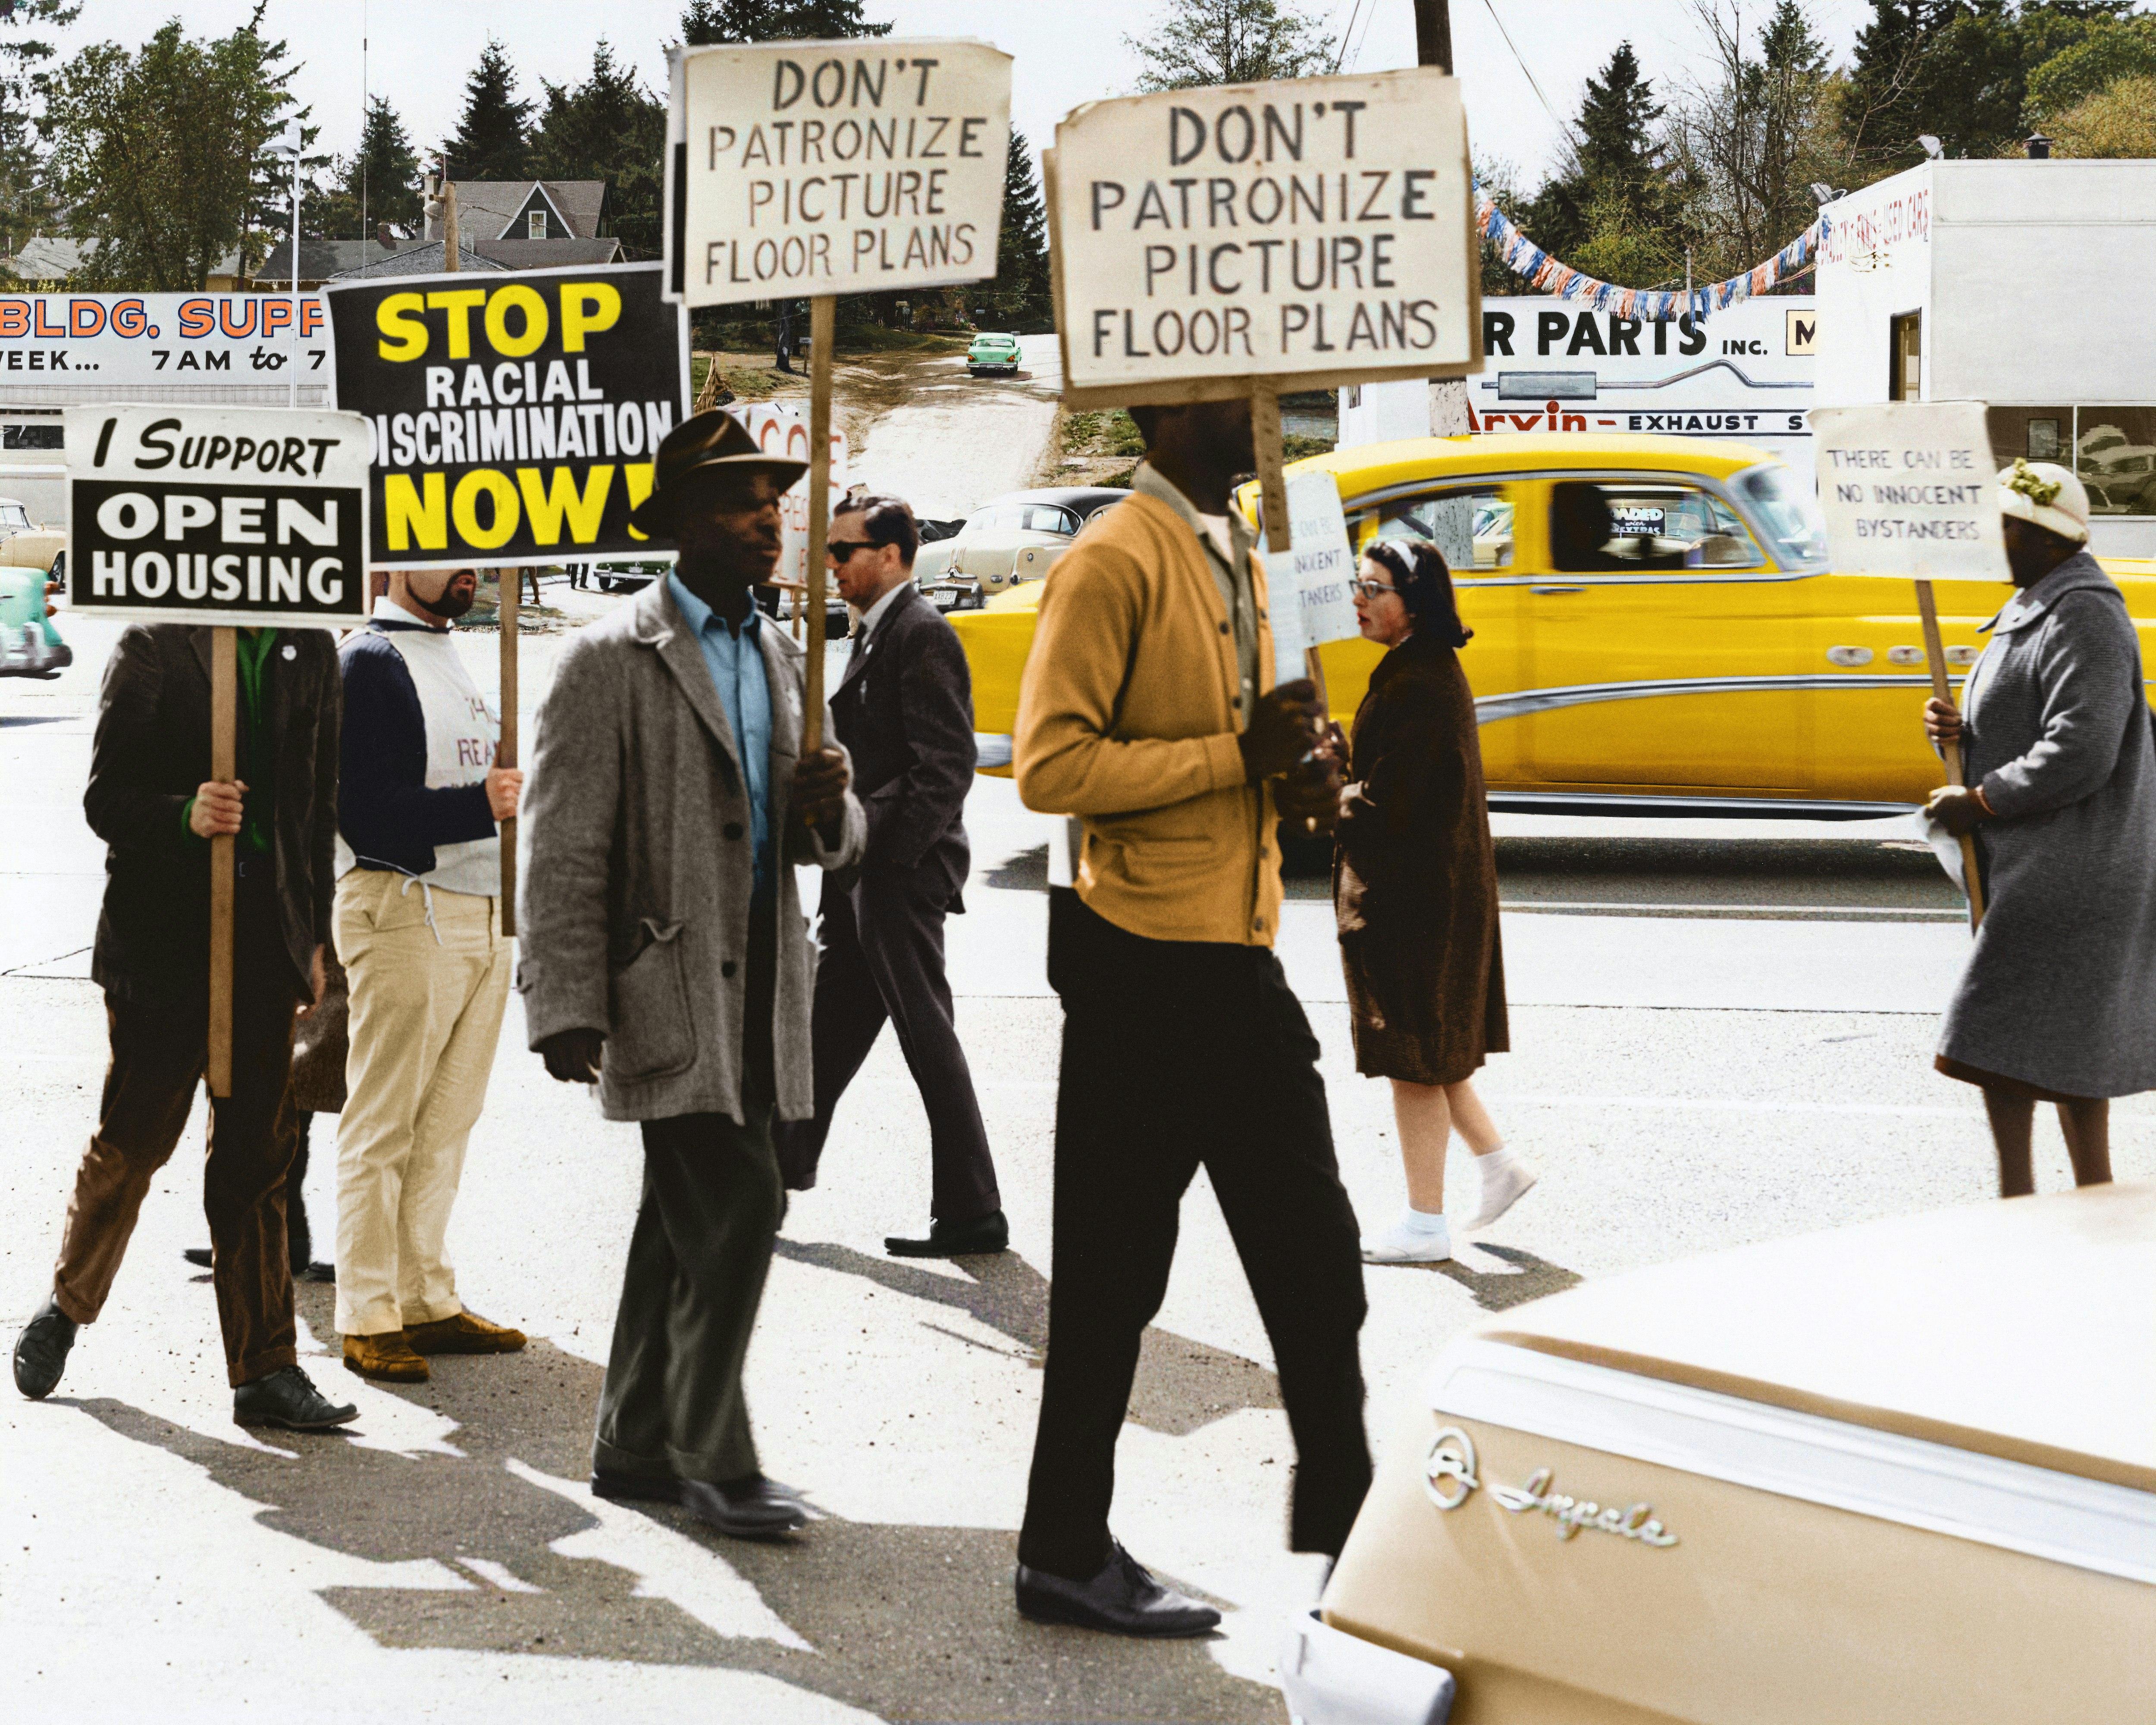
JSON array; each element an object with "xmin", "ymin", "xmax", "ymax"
[
  {"xmin": 343, "ymin": 1331, "xmax": 429, "ymax": 1382},
  {"xmin": 405, "ymin": 1311, "xmax": 527, "ymax": 1355}
]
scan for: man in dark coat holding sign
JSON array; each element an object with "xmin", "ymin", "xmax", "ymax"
[
  {"xmin": 520, "ymin": 411, "xmax": 863, "ymax": 1541},
  {"xmin": 13, "ymin": 624, "xmax": 360, "ymax": 1432}
]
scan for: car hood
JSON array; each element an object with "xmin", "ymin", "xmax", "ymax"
[{"xmin": 1456, "ymin": 1181, "xmax": 2155, "ymax": 1492}]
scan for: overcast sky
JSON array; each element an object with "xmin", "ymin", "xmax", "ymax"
[{"xmin": 52, "ymin": 0, "xmax": 1883, "ymax": 190}]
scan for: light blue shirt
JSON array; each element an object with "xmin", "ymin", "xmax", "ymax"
[{"xmin": 667, "ymin": 573, "xmax": 773, "ymax": 899}]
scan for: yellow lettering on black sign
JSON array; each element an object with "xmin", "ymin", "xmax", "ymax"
[{"xmin": 375, "ymin": 281, "xmax": 626, "ymax": 361}]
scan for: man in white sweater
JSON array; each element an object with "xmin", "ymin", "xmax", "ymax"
[{"xmin": 333, "ymin": 566, "xmax": 525, "ymax": 1382}]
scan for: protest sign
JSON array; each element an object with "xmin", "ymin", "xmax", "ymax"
[
  {"xmin": 326, "ymin": 261, "xmax": 687, "ymax": 569},
  {"xmin": 1265, "ymin": 469, "xmax": 1357, "ymax": 683},
  {"xmin": 64, "ymin": 400, "xmax": 371, "ymax": 1093},
  {"xmin": 1046, "ymin": 68, "xmax": 1479, "ymax": 407},
  {"xmin": 1810, "ymin": 401, "xmax": 2007, "ymax": 581},
  {"xmin": 667, "ymin": 39, "xmax": 1012, "ymax": 307},
  {"xmin": 64, "ymin": 403, "xmax": 370, "ymax": 628},
  {"xmin": 1810, "ymin": 400, "xmax": 2003, "ymax": 926}
]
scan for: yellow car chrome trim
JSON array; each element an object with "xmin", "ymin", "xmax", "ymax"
[{"xmin": 1474, "ymin": 673, "xmax": 1967, "ymax": 727}]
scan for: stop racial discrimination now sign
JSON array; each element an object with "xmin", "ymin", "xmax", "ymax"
[
  {"xmin": 1047, "ymin": 68, "xmax": 1481, "ymax": 406},
  {"xmin": 668, "ymin": 39, "xmax": 1012, "ymax": 307}
]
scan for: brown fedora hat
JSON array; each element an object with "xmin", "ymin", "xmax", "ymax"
[{"xmin": 629, "ymin": 409, "xmax": 809, "ymax": 536}]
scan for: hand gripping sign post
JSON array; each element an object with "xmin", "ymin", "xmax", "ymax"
[
  {"xmin": 1811, "ymin": 400, "xmax": 2009, "ymax": 928},
  {"xmin": 325, "ymin": 260, "xmax": 690, "ymax": 931},
  {"xmin": 665, "ymin": 38, "xmax": 1012, "ymax": 747},
  {"xmin": 64, "ymin": 403, "xmax": 371, "ymax": 1095},
  {"xmin": 1047, "ymin": 69, "xmax": 1480, "ymax": 713}
]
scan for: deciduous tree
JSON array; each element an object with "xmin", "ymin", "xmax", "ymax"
[
  {"xmin": 680, "ymin": 0, "xmax": 891, "ymax": 43},
  {"xmin": 1124, "ymin": 0, "xmax": 1335, "ymax": 91}
]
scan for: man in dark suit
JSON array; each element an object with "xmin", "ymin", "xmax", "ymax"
[
  {"xmin": 775, "ymin": 495, "xmax": 1005, "ymax": 1256},
  {"xmin": 11, "ymin": 624, "xmax": 358, "ymax": 1431}
]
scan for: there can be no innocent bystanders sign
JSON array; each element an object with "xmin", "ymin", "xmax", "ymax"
[
  {"xmin": 65, "ymin": 403, "xmax": 371, "ymax": 628},
  {"xmin": 1048, "ymin": 68, "xmax": 1480, "ymax": 407},
  {"xmin": 668, "ymin": 39, "xmax": 1012, "ymax": 307},
  {"xmin": 1810, "ymin": 402, "xmax": 2009, "ymax": 580}
]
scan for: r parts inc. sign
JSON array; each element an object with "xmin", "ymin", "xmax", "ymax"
[
  {"xmin": 64, "ymin": 403, "xmax": 370, "ymax": 628},
  {"xmin": 326, "ymin": 262, "xmax": 687, "ymax": 569},
  {"xmin": 0, "ymin": 293, "xmax": 330, "ymax": 406},
  {"xmin": 668, "ymin": 39, "xmax": 1012, "ymax": 306},
  {"xmin": 1047, "ymin": 68, "xmax": 1480, "ymax": 405}
]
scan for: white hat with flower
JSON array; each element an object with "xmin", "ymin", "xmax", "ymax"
[{"xmin": 1998, "ymin": 458, "xmax": 2091, "ymax": 544}]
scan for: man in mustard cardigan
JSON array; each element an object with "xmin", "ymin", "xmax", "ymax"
[{"xmin": 1010, "ymin": 396, "xmax": 1369, "ymax": 1636}]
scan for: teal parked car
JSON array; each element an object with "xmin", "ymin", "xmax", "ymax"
[
  {"xmin": 966, "ymin": 331, "xmax": 1022, "ymax": 377},
  {"xmin": 0, "ymin": 554, "xmax": 69, "ymax": 678}
]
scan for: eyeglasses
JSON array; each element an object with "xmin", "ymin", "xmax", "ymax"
[
  {"xmin": 1348, "ymin": 577, "xmax": 1401, "ymax": 599},
  {"xmin": 826, "ymin": 539, "xmax": 878, "ymax": 562}
]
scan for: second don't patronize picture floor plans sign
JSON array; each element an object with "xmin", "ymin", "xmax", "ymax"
[
  {"xmin": 64, "ymin": 403, "xmax": 371, "ymax": 630},
  {"xmin": 1047, "ymin": 67, "xmax": 1481, "ymax": 407},
  {"xmin": 325, "ymin": 261, "xmax": 688, "ymax": 570}
]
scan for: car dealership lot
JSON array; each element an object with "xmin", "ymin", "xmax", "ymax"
[{"xmin": 7, "ymin": 607, "xmax": 2151, "ymax": 1723}]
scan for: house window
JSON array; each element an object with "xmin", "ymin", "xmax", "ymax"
[{"xmin": 528, "ymin": 210, "xmax": 546, "ymax": 239}]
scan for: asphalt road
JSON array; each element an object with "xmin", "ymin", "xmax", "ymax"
[{"xmin": 6, "ymin": 597, "xmax": 2151, "ymax": 1725}]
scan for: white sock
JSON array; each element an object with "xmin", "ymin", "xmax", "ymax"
[
  {"xmin": 1475, "ymin": 1144, "xmax": 1517, "ymax": 1173},
  {"xmin": 1399, "ymin": 1206, "xmax": 1448, "ymax": 1236}
]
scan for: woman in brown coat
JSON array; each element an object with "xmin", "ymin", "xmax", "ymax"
[{"xmin": 1334, "ymin": 539, "xmax": 1534, "ymax": 1264}]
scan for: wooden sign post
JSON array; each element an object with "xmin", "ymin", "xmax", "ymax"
[
  {"xmin": 207, "ymin": 628, "xmax": 238, "ymax": 1096},
  {"xmin": 498, "ymin": 566, "xmax": 518, "ymax": 935},
  {"xmin": 803, "ymin": 295, "xmax": 835, "ymax": 753},
  {"xmin": 1916, "ymin": 578, "xmax": 1985, "ymax": 928},
  {"xmin": 63, "ymin": 404, "xmax": 374, "ymax": 1099},
  {"xmin": 1811, "ymin": 402, "xmax": 2008, "ymax": 934}
]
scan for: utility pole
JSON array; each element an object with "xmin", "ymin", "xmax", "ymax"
[{"xmin": 1416, "ymin": 1, "xmax": 1472, "ymax": 436}]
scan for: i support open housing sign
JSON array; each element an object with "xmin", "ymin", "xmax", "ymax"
[
  {"xmin": 326, "ymin": 262, "xmax": 687, "ymax": 569},
  {"xmin": 64, "ymin": 403, "xmax": 371, "ymax": 628}
]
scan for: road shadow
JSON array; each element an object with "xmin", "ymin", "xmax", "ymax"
[
  {"xmin": 773, "ymin": 1240, "xmax": 1282, "ymax": 1438},
  {"xmin": 66, "ymin": 1278, "xmax": 1281, "ymax": 1723},
  {"xmin": 982, "ymin": 843, "xmax": 1048, "ymax": 893},
  {"xmin": 1375, "ymin": 1242, "xmax": 1585, "ymax": 1312}
]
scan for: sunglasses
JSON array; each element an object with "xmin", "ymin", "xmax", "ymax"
[
  {"xmin": 826, "ymin": 539, "xmax": 879, "ymax": 561},
  {"xmin": 1348, "ymin": 577, "xmax": 1401, "ymax": 599}
]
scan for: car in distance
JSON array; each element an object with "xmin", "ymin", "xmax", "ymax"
[
  {"xmin": 915, "ymin": 488, "xmax": 1127, "ymax": 614},
  {"xmin": 966, "ymin": 331, "xmax": 1022, "ymax": 376},
  {"xmin": 1284, "ymin": 1182, "xmax": 2155, "ymax": 1725},
  {"xmin": 582, "ymin": 557, "xmax": 668, "ymax": 595},
  {"xmin": 948, "ymin": 432, "xmax": 2156, "ymax": 811}
]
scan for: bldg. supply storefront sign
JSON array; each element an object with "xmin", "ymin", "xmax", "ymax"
[
  {"xmin": 63, "ymin": 403, "xmax": 370, "ymax": 627},
  {"xmin": 668, "ymin": 39, "xmax": 1012, "ymax": 306},
  {"xmin": 0, "ymin": 293, "xmax": 330, "ymax": 407},
  {"xmin": 1047, "ymin": 68, "xmax": 1479, "ymax": 405},
  {"xmin": 326, "ymin": 262, "xmax": 686, "ymax": 568}
]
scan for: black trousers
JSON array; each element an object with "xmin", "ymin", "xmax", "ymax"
[
  {"xmin": 594, "ymin": 898, "xmax": 782, "ymax": 1485},
  {"xmin": 776, "ymin": 869, "xmax": 998, "ymax": 1222},
  {"xmin": 1017, "ymin": 890, "xmax": 1373, "ymax": 1579}
]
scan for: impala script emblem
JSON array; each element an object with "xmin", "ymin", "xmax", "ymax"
[
  {"xmin": 1424, "ymin": 1428, "xmax": 1678, "ymax": 1548},
  {"xmin": 1491, "ymin": 1467, "xmax": 1680, "ymax": 1546}
]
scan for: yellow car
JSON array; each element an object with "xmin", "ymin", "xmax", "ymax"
[{"xmin": 953, "ymin": 433, "xmax": 2156, "ymax": 810}]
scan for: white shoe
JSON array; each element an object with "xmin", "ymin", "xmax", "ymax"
[
  {"xmin": 1464, "ymin": 1155, "xmax": 1538, "ymax": 1231},
  {"xmin": 1360, "ymin": 1217, "xmax": 1452, "ymax": 1264}
]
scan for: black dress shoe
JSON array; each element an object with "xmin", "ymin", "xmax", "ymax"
[
  {"xmin": 183, "ymin": 1247, "xmax": 213, "ymax": 1269},
  {"xmin": 680, "ymin": 1474, "xmax": 809, "ymax": 1541},
  {"xmin": 886, "ymin": 1208, "xmax": 1010, "ymax": 1258},
  {"xmin": 185, "ymin": 1247, "xmax": 333, "ymax": 1283},
  {"xmin": 232, "ymin": 1364, "xmax": 359, "ymax": 1431},
  {"xmin": 592, "ymin": 1469, "xmax": 682, "ymax": 1505},
  {"xmin": 13, "ymin": 1295, "xmax": 78, "ymax": 1400},
  {"xmin": 1015, "ymin": 1541, "xmax": 1222, "ymax": 1638}
]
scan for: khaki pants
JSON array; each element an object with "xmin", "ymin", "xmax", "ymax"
[{"xmin": 333, "ymin": 869, "xmax": 511, "ymax": 1337}]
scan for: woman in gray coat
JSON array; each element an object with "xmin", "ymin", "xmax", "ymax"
[{"xmin": 1925, "ymin": 460, "xmax": 2154, "ymax": 1195}]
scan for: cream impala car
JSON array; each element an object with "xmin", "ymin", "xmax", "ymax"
[{"xmin": 1283, "ymin": 1182, "xmax": 2155, "ymax": 1725}]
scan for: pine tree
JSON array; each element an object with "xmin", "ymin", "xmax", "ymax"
[
  {"xmin": 981, "ymin": 131, "xmax": 1053, "ymax": 332},
  {"xmin": 1524, "ymin": 41, "xmax": 1674, "ymax": 267},
  {"xmin": 680, "ymin": 0, "xmax": 891, "ymax": 44},
  {"xmin": 530, "ymin": 42, "xmax": 668, "ymax": 257},
  {"xmin": 445, "ymin": 38, "xmax": 532, "ymax": 182},
  {"xmin": 1124, "ymin": 0, "xmax": 1335, "ymax": 91},
  {"xmin": 326, "ymin": 94, "xmax": 421, "ymax": 238}
]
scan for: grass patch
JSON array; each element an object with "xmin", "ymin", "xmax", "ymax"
[
  {"xmin": 1282, "ymin": 432, "xmax": 1337, "ymax": 461},
  {"xmin": 1061, "ymin": 408, "xmax": 1148, "ymax": 458}
]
